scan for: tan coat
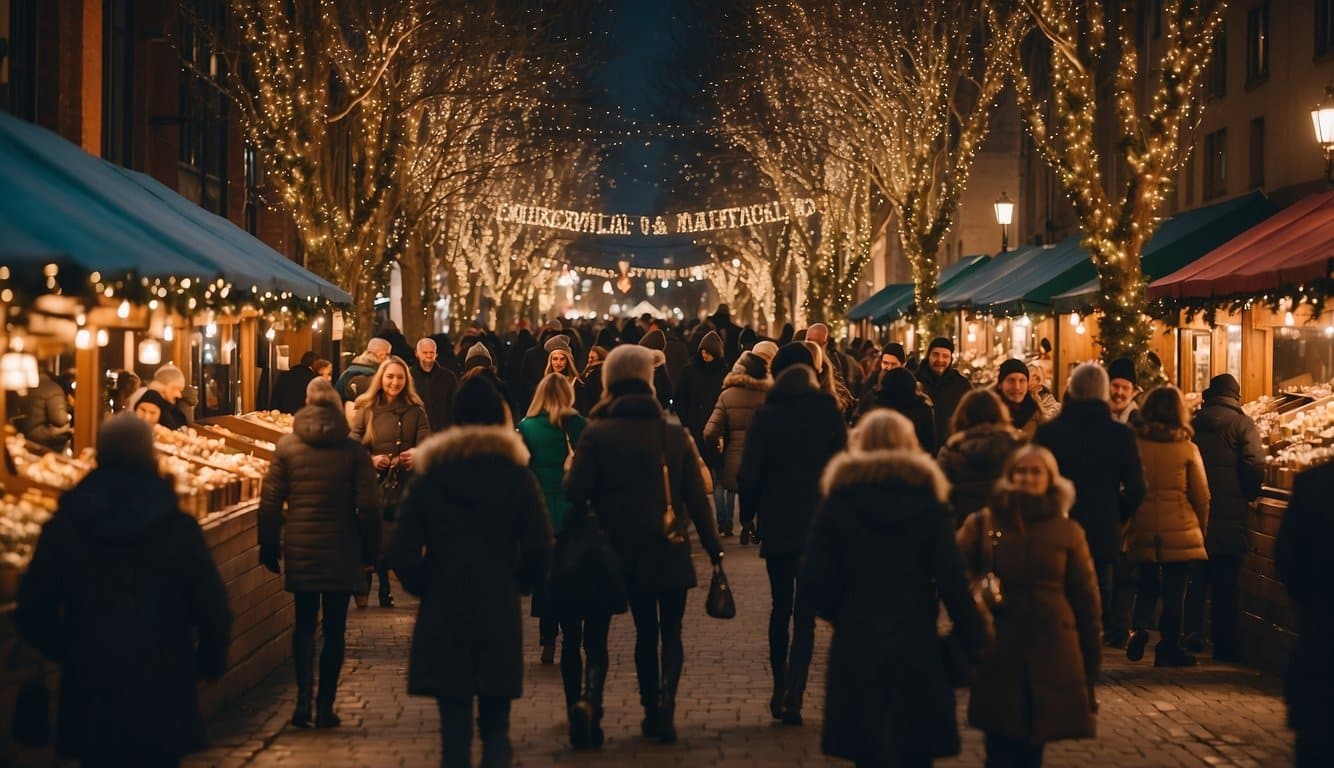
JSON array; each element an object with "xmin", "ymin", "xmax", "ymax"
[{"xmin": 1124, "ymin": 429, "xmax": 1210, "ymax": 563}]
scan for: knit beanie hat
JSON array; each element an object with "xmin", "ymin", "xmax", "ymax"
[
  {"xmin": 1203, "ymin": 373, "xmax": 1241, "ymax": 400},
  {"xmin": 998, "ymin": 358, "xmax": 1029, "ymax": 382},
  {"xmin": 771, "ymin": 342, "xmax": 816, "ymax": 377},
  {"xmin": 751, "ymin": 340, "xmax": 779, "ymax": 364},
  {"xmin": 543, "ymin": 334, "xmax": 572, "ymax": 356},
  {"xmin": 883, "ymin": 342, "xmax": 906, "ymax": 365},
  {"xmin": 733, "ymin": 351, "xmax": 768, "ymax": 380},
  {"xmin": 453, "ymin": 375, "xmax": 508, "ymax": 427},
  {"xmin": 97, "ymin": 412, "xmax": 157, "ymax": 471},
  {"xmin": 602, "ymin": 345, "xmax": 656, "ymax": 389},
  {"xmin": 699, "ymin": 331, "xmax": 724, "ymax": 359},
  {"xmin": 1107, "ymin": 357, "xmax": 1137, "ymax": 386},
  {"xmin": 465, "ymin": 341, "xmax": 493, "ymax": 365},
  {"xmin": 883, "ymin": 367, "xmax": 918, "ymax": 401},
  {"xmin": 639, "ymin": 329, "xmax": 666, "ymax": 351},
  {"xmin": 928, "ymin": 337, "xmax": 955, "ymax": 355}
]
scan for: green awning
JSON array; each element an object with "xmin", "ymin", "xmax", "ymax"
[
  {"xmin": 971, "ymin": 237, "xmax": 1093, "ymax": 316},
  {"xmin": 937, "ymin": 244, "xmax": 1045, "ymax": 311},
  {"xmin": 847, "ymin": 283, "xmax": 912, "ymax": 321},
  {"xmin": 1050, "ymin": 192, "xmax": 1275, "ymax": 314},
  {"xmin": 847, "ymin": 254, "xmax": 992, "ymax": 322}
]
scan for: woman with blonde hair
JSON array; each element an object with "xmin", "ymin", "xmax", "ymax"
[
  {"xmin": 959, "ymin": 445, "xmax": 1101, "ymax": 767},
  {"xmin": 849, "ymin": 408, "xmax": 921, "ymax": 453},
  {"xmin": 350, "ymin": 356, "xmax": 430, "ymax": 608},
  {"xmin": 803, "ymin": 340, "xmax": 854, "ymax": 417}
]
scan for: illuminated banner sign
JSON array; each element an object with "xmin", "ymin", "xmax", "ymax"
[{"xmin": 495, "ymin": 198, "xmax": 817, "ymax": 236}]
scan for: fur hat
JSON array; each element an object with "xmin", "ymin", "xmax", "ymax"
[
  {"xmin": 928, "ymin": 336, "xmax": 955, "ymax": 355},
  {"xmin": 882, "ymin": 342, "xmax": 906, "ymax": 365},
  {"xmin": 1203, "ymin": 373, "xmax": 1241, "ymax": 401},
  {"xmin": 465, "ymin": 341, "xmax": 493, "ymax": 365},
  {"xmin": 603, "ymin": 345, "xmax": 656, "ymax": 389},
  {"xmin": 453, "ymin": 375, "xmax": 508, "ymax": 427},
  {"xmin": 1107, "ymin": 357, "xmax": 1137, "ymax": 386},
  {"xmin": 771, "ymin": 342, "xmax": 816, "ymax": 377},
  {"xmin": 698, "ymin": 331, "xmax": 724, "ymax": 359},
  {"xmin": 97, "ymin": 413, "xmax": 157, "ymax": 471},
  {"xmin": 543, "ymin": 334, "xmax": 572, "ymax": 356},
  {"xmin": 733, "ymin": 351, "xmax": 768, "ymax": 380},
  {"xmin": 998, "ymin": 358, "xmax": 1029, "ymax": 382},
  {"xmin": 751, "ymin": 340, "xmax": 779, "ymax": 363},
  {"xmin": 639, "ymin": 329, "xmax": 666, "ymax": 351}
]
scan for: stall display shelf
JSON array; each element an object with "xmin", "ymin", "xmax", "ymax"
[{"xmin": 1243, "ymin": 385, "xmax": 1334, "ymax": 490}]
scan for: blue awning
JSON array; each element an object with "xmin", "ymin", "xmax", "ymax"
[
  {"xmin": 937, "ymin": 244, "xmax": 1046, "ymax": 312},
  {"xmin": 847, "ymin": 283, "xmax": 912, "ymax": 321},
  {"xmin": 847, "ymin": 254, "xmax": 992, "ymax": 322}
]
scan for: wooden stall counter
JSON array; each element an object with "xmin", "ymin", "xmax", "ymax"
[{"xmin": 1239, "ymin": 490, "xmax": 1298, "ymax": 678}]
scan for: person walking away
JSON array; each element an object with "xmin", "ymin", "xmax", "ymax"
[
  {"xmin": 543, "ymin": 334, "xmax": 589, "ymax": 415},
  {"xmin": 638, "ymin": 331, "xmax": 676, "ymax": 412},
  {"xmin": 1035, "ymin": 363, "xmax": 1145, "ymax": 648},
  {"xmin": 863, "ymin": 366, "xmax": 936, "ymax": 450},
  {"xmin": 386, "ymin": 378, "xmax": 551, "ymax": 768},
  {"xmin": 805, "ymin": 410, "xmax": 985, "ymax": 767},
  {"xmin": 994, "ymin": 358, "xmax": 1044, "ymax": 440},
  {"xmin": 349, "ymin": 356, "xmax": 431, "ymax": 608},
  {"xmin": 259, "ymin": 378, "xmax": 380, "ymax": 728},
  {"xmin": 565, "ymin": 345, "xmax": 724, "ymax": 743},
  {"xmin": 916, "ymin": 337, "xmax": 973, "ymax": 452},
  {"xmin": 1186, "ymin": 373, "xmax": 1262, "ymax": 661},
  {"xmin": 1028, "ymin": 363, "xmax": 1060, "ymax": 421},
  {"xmin": 518, "ymin": 373, "xmax": 588, "ymax": 665},
  {"xmin": 1276, "ymin": 460, "xmax": 1334, "ymax": 767},
  {"xmin": 937, "ymin": 389, "xmax": 1024, "ymax": 529},
  {"xmin": 335, "ymin": 337, "xmax": 391, "ymax": 404},
  {"xmin": 272, "ymin": 351, "xmax": 319, "ymax": 415},
  {"xmin": 703, "ymin": 351, "xmax": 771, "ymax": 541},
  {"xmin": 674, "ymin": 331, "xmax": 729, "ymax": 531},
  {"xmin": 411, "ymin": 338, "xmax": 459, "ymax": 433},
  {"xmin": 15, "ymin": 414, "xmax": 231, "ymax": 767},
  {"xmin": 958, "ymin": 445, "xmax": 1102, "ymax": 767},
  {"xmin": 738, "ymin": 345, "xmax": 849, "ymax": 725},
  {"xmin": 1123, "ymin": 386, "xmax": 1211, "ymax": 667}
]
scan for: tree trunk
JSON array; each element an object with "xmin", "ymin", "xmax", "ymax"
[
  {"xmin": 1091, "ymin": 240, "xmax": 1152, "ymax": 369},
  {"xmin": 398, "ymin": 247, "xmax": 427, "ymax": 343},
  {"xmin": 905, "ymin": 243, "xmax": 950, "ymax": 351}
]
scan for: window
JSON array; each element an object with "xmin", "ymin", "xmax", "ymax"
[
  {"xmin": 1206, "ymin": 24, "xmax": 1227, "ymax": 99},
  {"xmin": 1246, "ymin": 2, "xmax": 1270, "ymax": 86},
  {"xmin": 1318, "ymin": 0, "xmax": 1334, "ymax": 58},
  {"xmin": 0, "ymin": 0, "xmax": 36, "ymax": 119},
  {"xmin": 1249, "ymin": 117, "xmax": 1265, "ymax": 188},
  {"xmin": 1204, "ymin": 129, "xmax": 1227, "ymax": 200},
  {"xmin": 103, "ymin": 0, "xmax": 133, "ymax": 165},
  {"xmin": 179, "ymin": 0, "xmax": 228, "ymax": 215}
]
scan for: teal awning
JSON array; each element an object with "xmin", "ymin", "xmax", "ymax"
[
  {"xmin": 937, "ymin": 244, "xmax": 1045, "ymax": 311},
  {"xmin": 1050, "ymin": 192, "xmax": 1276, "ymax": 314},
  {"xmin": 847, "ymin": 283, "xmax": 912, "ymax": 321},
  {"xmin": 970, "ymin": 237, "xmax": 1094, "ymax": 316},
  {"xmin": 0, "ymin": 111, "xmax": 351, "ymax": 304},
  {"xmin": 847, "ymin": 254, "xmax": 992, "ymax": 322}
]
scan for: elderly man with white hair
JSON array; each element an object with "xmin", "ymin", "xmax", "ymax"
[
  {"xmin": 1035, "ymin": 362, "xmax": 1146, "ymax": 647},
  {"xmin": 334, "ymin": 337, "xmax": 392, "ymax": 403},
  {"xmin": 410, "ymin": 337, "xmax": 458, "ymax": 432},
  {"xmin": 133, "ymin": 364, "xmax": 189, "ymax": 430}
]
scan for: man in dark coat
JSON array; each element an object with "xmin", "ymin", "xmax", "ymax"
[
  {"xmin": 16, "ymin": 369, "xmax": 74, "ymax": 450},
  {"xmin": 708, "ymin": 304, "xmax": 744, "ymax": 367},
  {"xmin": 673, "ymin": 331, "xmax": 729, "ymax": 509},
  {"xmin": 1035, "ymin": 362, "xmax": 1145, "ymax": 646},
  {"xmin": 1186, "ymin": 373, "xmax": 1263, "ymax": 661},
  {"xmin": 739, "ymin": 350, "xmax": 849, "ymax": 725},
  {"xmin": 664, "ymin": 326, "xmax": 690, "ymax": 389},
  {"xmin": 916, "ymin": 337, "xmax": 972, "ymax": 451},
  {"xmin": 504, "ymin": 326, "xmax": 535, "ymax": 395},
  {"xmin": 272, "ymin": 351, "xmax": 320, "ymax": 414},
  {"xmin": 376, "ymin": 319, "xmax": 414, "ymax": 362},
  {"xmin": 410, "ymin": 337, "xmax": 459, "ymax": 433},
  {"xmin": 16, "ymin": 414, "xmax": 232, "ymax": 764},
  {"xmin": 638, "ymin": 330, "xmax": 676, "ymax": 412},
  {"xmin": 1277, "ymin": 461, "xmax": 1334, "ymax": 767},
  {"xmin": 864, "ymin": 366, "xmax": 936, "ymax": 450},
  {"xmin": 259, "ymin": 378, "xmax": 381, "ymax": 728},
  {"xmin": 386, "ymin": 386, "xmax": 552, "ymax": 768}
]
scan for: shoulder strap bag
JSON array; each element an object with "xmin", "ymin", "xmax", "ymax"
[{"xmin": 661, "ymin": 423, "xmax": 687, "ymax": 544}]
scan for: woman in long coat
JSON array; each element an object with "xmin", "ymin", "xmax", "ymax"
[
  {"xmin": 259, "ymin": 378, "xmax": 381, "ymax": 728},
  {"xmin": 349, "ymin": 355, "xmax": 431, "ymax": 607},
  {"xmin": 937, "ymin": 389, "xmax": 1023, "ymax": 528},
  {"xmin": 566, "ymin": 345, "xmax": 723, "ymax": 744},
  {"xmin": 958, "ymin": 444, "xmax": 1102, "ymax": 767},
  {"xmin": 702, "ymin": 351, "xmax": 771, "ymax": 538},
  {"xmin": 386, "ymin": 378, "xmax": 552, "ymax": 768},
  {"xmin": 1124, "ymin": 386, "xmax": 1211, "ymax": 667},
  {"xmin": 803, "ymin": 410, "xmax": 984, "ymax": 767}
]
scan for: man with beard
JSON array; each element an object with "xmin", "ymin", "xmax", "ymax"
[
  {"xmin": 1107, "ymin": 358, "xmax": 1143, "ymax": 427},
  {"xmin": 915, "ymin": 337, "xmax": 972, "ymax": 451},
  {"xmin": 994, "ymin": 358, "xmax": 1044, "ymax": 440}
]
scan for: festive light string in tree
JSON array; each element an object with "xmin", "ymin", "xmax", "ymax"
[{"xmin": 1009, "ymin": 0, "xmax": 1227, "ymax": 370}]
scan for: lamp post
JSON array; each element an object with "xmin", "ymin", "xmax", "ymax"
[
  {"xmin": 993, "ymin": 192, "xmax": 1015, "ymax": 253},
  {"xmin": 1313, "ymin": 85, "xmax": 1334, "ymax": 184}
]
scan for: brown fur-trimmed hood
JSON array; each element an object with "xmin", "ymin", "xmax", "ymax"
[
  {"xmin": 412, "ymin": 425, "xmax": 530, "ymax": 473},
  {"xmin": 821, "ymin": 449, "xmax": 951, "ymax": 504},
  {"xmin": 723, "ymin": 371, "xmax": 772, "ymax": 392}
]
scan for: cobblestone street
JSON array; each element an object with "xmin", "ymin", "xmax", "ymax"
[{"xmin": 186, "ymin": 541, "xmax": 1294, "ymax": 768}]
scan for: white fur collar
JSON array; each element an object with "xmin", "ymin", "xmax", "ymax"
[{"xmin": 821, "ymin": 449, "xmax": 951, "ymax": 504}]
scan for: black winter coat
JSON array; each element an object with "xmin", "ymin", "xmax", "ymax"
[
  {"xmin": 917, "ymin": 366, "xmax": 973, "ymax": 452},
  {"xmin": 17, "ymin": 372, "xmax": 72, "ymax": 450},
  {"xmin": 271, "ymin": 365, "xmax": 315, "ymax": 414},
  {"xmin": 1192, "ymin": 395, "xmax": 1264, "ymax": 557},
  {"xmin": 411, "ymin": 362, "xmax": 459, "ymax": 433},
  {"xmin": 867, "ymin": 387, "xmax": 936, "ymax": 452},
  {"xmin": 737, "ymin": 370, "xmax": 849, "ymax": 557},
  {"xmin": 259, "ymin": 403, "xmax": 382, "ymax": 592},
  {"xmin": 1034, "ymin": 398, "xmax": 1146, "ymax": 564},
  {"xmin": 1276, "ymin": 462, "xmax": 1334, "ymax": 742},
  {"xmin": 566, "ymin": 390, "xmax": 723, "ymax": 593},
  {"xmin": 673, "ymin": 352, "xmax": 728, "ymax": 464},
  {"xmin": 803, "ymin": 449, "xmax": 983, "ymax": 763},
  {"xmin": 937, "ymin": 424, "xmax": 1024, "ymax": 527},
  {"xmin": 16, "ymin": 468, "xmax": 231, "ymax": 759},
  {"xmin": 386, "ymin": 427, "xmax": 552, "ymax": 699}
]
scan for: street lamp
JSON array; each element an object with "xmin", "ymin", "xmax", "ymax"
[
  {"xmin": 993, "ymin": 192, "xmax": 1015, "ymax": 253},
  {"xmin": 1312, "ymin": 85, "xmax": 1334, "ymax": 184}
]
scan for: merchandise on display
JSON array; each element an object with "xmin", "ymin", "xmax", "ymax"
[{"xmin": 1241, "ymin": 384, "xmax": 1334, "ymax": 488}]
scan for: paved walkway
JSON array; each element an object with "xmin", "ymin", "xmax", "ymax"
[{"xmin": 186, "ymin": 541, "xmax": 1294, "ymax": 768}]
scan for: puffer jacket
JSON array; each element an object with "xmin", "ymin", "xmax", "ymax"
[
  {"xmin": 259, "ymin": 403, "xmax": 382, "ymax": 592},
  {"xmin": 702, "ymin": 369, "xmax": 771, "ymax": 491},
  {"xmin": 1191, "ymin": 395, "xmax": 1264, "ymax": 557},
  {"xmin": 936, "ymin": 424, "xmax": 1023, "ymax": 526},
  {"xmin": 1125, "ymin": 425, "xmax": 1211, "ymax": 563},
  {"xmin": 17, "ymin": 372, "xmax": 72, "ymax": 450}
]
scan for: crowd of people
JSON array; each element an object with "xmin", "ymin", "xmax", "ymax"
[{"xmin": 10, "ymin": 304, "xmax": 1333, "ymax": 768}]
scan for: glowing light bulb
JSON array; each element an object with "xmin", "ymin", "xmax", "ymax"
[
  {"xmin": 117, "ymin": 300, "xmax": 130, "ymax": 319},
  {"xmin": 75, "ymin": 329, "xmax": 92, "ymax": 350}
]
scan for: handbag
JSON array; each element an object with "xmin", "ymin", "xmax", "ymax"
[
  {"xmin": 552, "ymin": 510, "xmax": 628, "ymax": 616},
  {"xmin": 377, "ymin": 416, "xmax": 407, "ymax": 513},
  {"xmin": 705, "ymin": 561, "xmax": 736, "ymax": 619},
  {"xmin": 969, "ymin": 508, "xmax": 1005, "ymax": 644}
]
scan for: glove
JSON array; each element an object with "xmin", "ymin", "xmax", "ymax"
[{"xmin": 260, "ymin": 548, "xmax": 280, "ymax": 575}]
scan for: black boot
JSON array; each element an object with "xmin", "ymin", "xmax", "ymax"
[
  {"xmin": 657, "ymin": 656, "xmax": 682, "ymax": 744},
  {"xmin": 572, "ymin": 664, "xmax": 607, "ymax": 749},
  {"xmin": 769, "ymin": 662, "xmax": 787, "ymax": 720},
  {"xmin": 292, "ymin": 634, "xmax": 315, "ymax": 728},
  {"xmin": 314, "ymin": 664, "xmax": 342, "ymax": 728},
  {"xmin": 781, "ymin": 662, "xmax": 809, "ymax": 726}
]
